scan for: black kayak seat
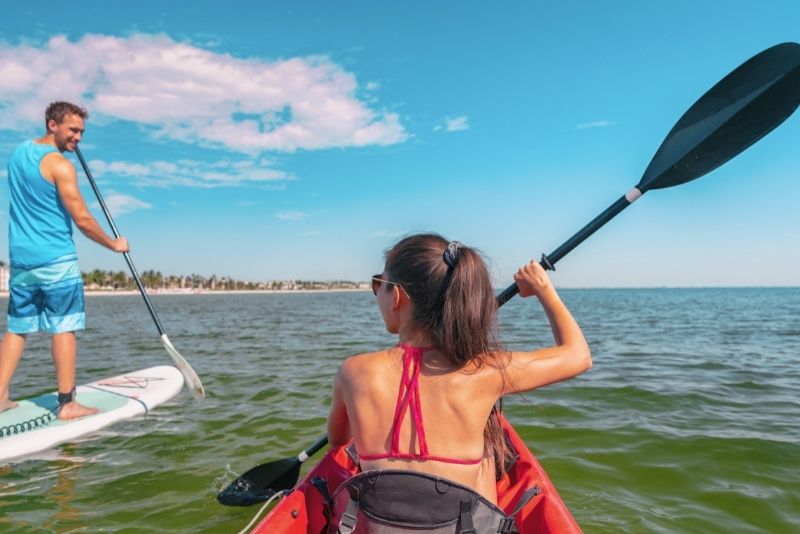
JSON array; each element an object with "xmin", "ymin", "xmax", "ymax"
[{"xmin": 330, "ymin": 469, "xmax": 540, "ymax": 534}]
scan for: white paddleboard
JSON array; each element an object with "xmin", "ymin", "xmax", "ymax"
[{"xmin": 0, "ymin": 365, "xmax": 183, "ymax": 463}]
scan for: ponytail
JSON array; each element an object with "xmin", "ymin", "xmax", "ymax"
[{"xmin": 438, "ymin": 242, "xmax": 497, "ymax": 366}]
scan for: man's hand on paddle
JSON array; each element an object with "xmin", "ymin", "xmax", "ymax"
[{"xmin": 111, "ymin": 237, "xmax": 130, "ymax": 253}]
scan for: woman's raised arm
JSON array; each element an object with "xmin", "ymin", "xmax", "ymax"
[{"xmin": 501, "ymin": 260, "xmax": 591, "ymax": 396}]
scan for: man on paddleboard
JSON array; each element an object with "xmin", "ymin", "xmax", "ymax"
[{"xmin": 0, "ymin": 101, "xmax": 129, "ymax": 420}]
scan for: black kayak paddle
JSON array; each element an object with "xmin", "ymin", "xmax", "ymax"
[
  {"xmin": 218, "ymin": 436, "xmax": 328, "ymax": 506},
  {"xmin": 218, "ymin": 42, "xmax": 800, "ymax": 507}
]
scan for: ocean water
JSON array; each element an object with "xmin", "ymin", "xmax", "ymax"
[{"xmin": 0, "ymin": 288, "xmax": 798, "ymax": 533}]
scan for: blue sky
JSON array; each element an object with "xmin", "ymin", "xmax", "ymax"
[{"xmin": 0, "ymin": 2, "xmax": 798, "ymax": 287}]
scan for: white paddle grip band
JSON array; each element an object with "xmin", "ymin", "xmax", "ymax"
[
  {"xmin": 625, "ymin": 187, "xmax": 642, "ymax": 203},
  {"xmin": 298, "ymin": 451, "xmax": 310, "ymax": 462}
]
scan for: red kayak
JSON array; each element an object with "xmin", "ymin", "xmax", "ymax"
[{"xmin": 251, "ymin": 415, "xmax": 581, "ymax": 533}]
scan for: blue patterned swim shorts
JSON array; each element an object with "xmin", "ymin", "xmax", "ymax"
[{"xmin": 7, "ymin": 255, "xmax": 85, "ymax": 334}]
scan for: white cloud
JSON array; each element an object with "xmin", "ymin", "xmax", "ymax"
[
  {"xmin": 86, "ymin": 157, "xmax": 292, "ymax": 188},
  {"xmin": 276, "ymin": 211, "xmax": 308, "ymax": 221},
  {"xmin": 577, "ymin": 120, "xmax": 616, "ymax": 129},
  {"xmin": 93, "ymin": 191, "xmax": 151, "ymax": 216},
  {"xmin": 303, "ymin": 230, "xmax": 321, "ymax": 236},
  {"xmin": 0, "ymin": 34, "xmax": 407, "ymax": 153},
  {"xmin": 434, "ymin": 116, "xmax": 469, "ymax": 133}
]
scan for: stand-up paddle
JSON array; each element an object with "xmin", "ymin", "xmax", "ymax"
[
  {"xmin": 74, "ymin": 146, "xmax": 206, "ymax": 402},
  {"xmin": 217, "ymin": 42, "xmax": 800, "ymax": 506}
]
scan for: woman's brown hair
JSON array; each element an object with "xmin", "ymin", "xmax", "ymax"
[{"xmin": 384, "ymin": 233, "xmax": 511, "ymax": 471}]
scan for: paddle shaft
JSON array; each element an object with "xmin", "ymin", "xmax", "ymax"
[
  {"xmin": 74, "ymin": 146, "xmax": 166, "ymax": 336},
  {"xmin": 496, "ymin": 192, "xmax": 637, "ymax": 306},
  {"xmin": 302, "ymin": 436, "xmax": 329, "ymax": 460}
]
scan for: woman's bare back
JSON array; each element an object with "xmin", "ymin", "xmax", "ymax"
[{"xmin": 336, "ymin": 346, "xmax": 503, "ymax": 501}]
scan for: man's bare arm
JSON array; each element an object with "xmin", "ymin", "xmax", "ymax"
[{"xmin": 48, "ymin": 155, "xmax": 129, "ymax": 253}]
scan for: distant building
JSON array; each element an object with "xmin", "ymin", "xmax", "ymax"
[{"xmin": 0, "ymin": 263, "xmax": 8, "ymax": 292}]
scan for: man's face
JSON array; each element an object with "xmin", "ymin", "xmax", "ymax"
[{"xmin": 48, "ymin": 114, "xmax": 85, "ymax": 152}]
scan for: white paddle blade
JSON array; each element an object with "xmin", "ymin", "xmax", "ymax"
[{"xmin": 161, "ymin": 334, "xmax": 205, "ymax": 402}]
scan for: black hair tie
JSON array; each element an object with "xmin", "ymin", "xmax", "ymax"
[{"xmin": 443, "ymin": 241, "xmax": 463, "ymax": 269}]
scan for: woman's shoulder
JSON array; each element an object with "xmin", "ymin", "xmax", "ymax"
[
  {"xmin": 339, "ymin": 348, "xmax": 395, "ymax": 376},
  {"xmin": 448, "ymin": 351, "xmax": 509, "ymax": 399},
  {"xmin": 336, "ymin": 348, "xmax": 397, "ymax": 394},
  {"xmin": 456, "ymin": 350, "xmax": 511, "ymax": 376}
]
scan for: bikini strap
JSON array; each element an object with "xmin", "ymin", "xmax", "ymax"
[{"xmin": 390, "ymin": 344, "xmax": 435, "ymax": 456}]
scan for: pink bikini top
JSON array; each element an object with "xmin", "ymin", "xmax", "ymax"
[{"xmin": 359, "ymin": 344, "xmax": 483, "ymax": 465}]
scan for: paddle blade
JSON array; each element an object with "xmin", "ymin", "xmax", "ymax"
[
  {"xmin": 161, "ymin": 334, "xmax": 205, "ymax": 402},
  {"xmin": 639, "ymin": 42, "xmax": 800, "ymax": 192},
  {"xmin": 217, "ymin": 457, "xmax": 301, "ymax": 506}
]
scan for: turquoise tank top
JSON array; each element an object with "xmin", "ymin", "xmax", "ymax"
[{"xmin": 7, "ymin": 140, "xmax": 77, "ymax": 268}]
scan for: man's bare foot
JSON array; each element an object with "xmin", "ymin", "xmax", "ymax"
[
  {"xmin": 58, "ymin": 401, "xmax": 98, "ymax": 420},
  {"xmin": 0, "ymin": 398, "xmax": 19, "ymax": 414}
]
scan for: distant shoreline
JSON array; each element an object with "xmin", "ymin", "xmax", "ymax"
[
  {"xmin": 81, "ymin": 288, "xmax": 372, "ymax": 296},
  {"xmin": 0, "ymin": 286, "xmax": 796, "ymax": 299},
  {"xmin": 0, "ymin": 288, "xmax": 372, "ymax": 298},
  {"xmin": 0, "ymin": 288, "xmax": 371, "ymax": 298}
]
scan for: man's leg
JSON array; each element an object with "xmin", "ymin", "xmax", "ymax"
[
  {"xmin": 51, "ymin": 332, "xmax": 97, "ymax": 420},
  {"xmin": 0, "ymin": 332, "xmax": 27, "ymax": 413}
]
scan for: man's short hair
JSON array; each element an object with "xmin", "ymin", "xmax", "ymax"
[{"xmin": 45, "ymin": 101, "xmax": 89, "ymax": 129}]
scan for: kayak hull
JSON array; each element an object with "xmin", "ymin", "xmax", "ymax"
[{"xmin": 251, "ymin": 415, "xmax": 581, "ymax": 533}]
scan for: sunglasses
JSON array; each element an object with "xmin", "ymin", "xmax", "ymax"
[{"xmin": 371, "ymin": 275, "xmax": 406, "ymax": 296}]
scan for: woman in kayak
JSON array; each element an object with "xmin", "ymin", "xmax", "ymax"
[{"xmin": 327, "ymin": 233, "xmax": 591, "ymax": 505}]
